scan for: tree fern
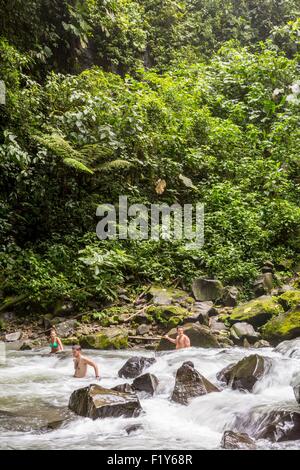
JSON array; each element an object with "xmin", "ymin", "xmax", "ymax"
[{"xmin": 33, "ymin": 133, "xmax": 94, "ymax": 174}]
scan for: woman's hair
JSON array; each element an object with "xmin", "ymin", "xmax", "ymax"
[{"xmin": 72, "ymin": 345, "xmax": 81, "ymax": 351}]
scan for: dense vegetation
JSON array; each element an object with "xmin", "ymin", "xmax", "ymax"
[{"xmin": 0, "ymin": 0, "xmax": 299, "ymax": 315}]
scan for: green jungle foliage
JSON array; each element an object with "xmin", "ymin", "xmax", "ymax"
[{"xmin": 0, "ymin": 1, "xmax": 299, "ymax": 313}]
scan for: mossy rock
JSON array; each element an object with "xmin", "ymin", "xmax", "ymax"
[
  {"xmin": 278, "ymin": 290, "xmax": 300, "ymax": 311},
  {"xmin": 218, "ymin": 314, "xmax": 231, "ymax": 325},
  {"xmin": 149, "ymin": 285, "xmax": 190, "ymax": 306},
  {"xmin": 261, "ymin": 305, "xmax": 300, "ymax": 344},
  {"xmin": 79, "ymin": 328, "xmax": 128, "ymax": 350},
  {"xmin": 229, "ymin": 296, "xmax": 283, "ymax": 327},
  {"xmin": 146, "ymin": 305, "xmax": 189, "ymax": 327},
  {"xmin": 62, "ymin": 337, "xmax": 79, "ymax": 346}
]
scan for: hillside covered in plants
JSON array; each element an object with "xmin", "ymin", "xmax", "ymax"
[{"xmin": 0, "ymin": 0, "xmax": 300, "ymax": 317}]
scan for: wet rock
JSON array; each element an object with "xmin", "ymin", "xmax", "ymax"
[
  {"xmin": 221, "ymin": 286, "xmax": 239, "ymax": 307},
  {"xmin": 112, "ymin": 383, "xmax": 134, "ymax": 394},
  {"xmin": 293, "ymin": 384, "xmax": 300, "ymax": 404},
  {"xmin": 5, "ymin": 331, "xmax": 21, "ymax": 342},
  {"xmin": 79, "ymin": 327, "xmax": 128, "ymax": 349},
  {"xmin": 68, "ymin": 384, "xmax": 142, "ymax": 419},
  {"xmin": 136, "ymin": 324, "xmax": 151, "ymax": 336},
  {"xmin": 192, "ymin": 278, "xmax": 223, "ymax": 302},
  {"xmin": 157, "ymin": 323, "xmax": 221, "ymax": 351},
  {"xmin": 55, "ymin": 320, "xmax": 78, "ymax": 338},
  {"xmin": 233, "ymin": 404, "xmax": 300, "ymax": 442},
  {"xmin": 217, "ymin": 354, "xmax": 271, "ymax": 392},
  {"xmin": 0, "ymin": 405, "xmax": 71, "ymax": 433},
  {"xmin": 291, "ymin": 373, "xmax": 300, "ymax": 404},
  {"xmin": 262, "ymin": 304, "xmax": 300, "ymax": 344},
  {"xmin": 118, "ymin": 356, "xmax": 156, "ymax": 379},
  {"xmin": 132, "ymin": 373, "xmax": 159, "ymax": 395},
  {"xmin": 171, "ymin": 361, "xmax": 220, "ymax": 405},
  {"xmin": 229, "ymin": 295, "xmax": 283, "ymax": 327},
  {"xmin": 253, "ymin": 340, "xmax": 271, "ymax": 348},
  {"xmin": 230, "ymin": 322, "xmax": 259, "ymax": 343},
  {"xmin": 126, "ymin": 423, "xmax": 143, "ymax": 434},
  {"xmin": 221, "ymin": 430, "xmax": 256, "ymax": 450},
  {"xmin": 274, "ymin": 338, "xmax": 300, "ymax": 358},
  {"xmin": 20, "ymin": 340, "xmax": 33, "ymax": 350}
]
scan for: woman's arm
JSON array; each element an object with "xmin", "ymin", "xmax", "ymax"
[{"xmin": 57, "ymin": 337, "xmax": 64, "ymax": 351}]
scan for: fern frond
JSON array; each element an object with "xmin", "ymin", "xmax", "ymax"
[
  {"xmin": 97, "ymin": 159, "xmax": 133, "ymax": 172},
  {"xmin": 63, "ymin": 158, "xmax": 94, "ymax": 174},
  {"xmin": 80, "ymin": 144, "xmax": 114, "ymax": 162},
  {"xmin": 33, "ymin": 133, "xmax": 94, "ymax": 174}
]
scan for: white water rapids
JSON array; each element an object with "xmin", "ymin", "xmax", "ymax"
[{"xmin": 0, "ymin": 343, "xmax": 299, "ymax": 450}]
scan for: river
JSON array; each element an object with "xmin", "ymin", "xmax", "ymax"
[{"xmin": 0, "ymin": 343, "xmax": 299, "ymax": 450}]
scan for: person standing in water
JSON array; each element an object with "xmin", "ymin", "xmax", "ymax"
[
  {"xmin": 164, "ymin": 326, "xmax": 191, "ymax": 349},
  {"xmin": 49, "ymin": 328, "xmax": 64, "ymax": 353},
  {"xmin": 72, "ymin": 345, "xmax": 100, "ymax": 379}
]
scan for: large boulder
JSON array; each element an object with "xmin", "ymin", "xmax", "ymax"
[
  {"xmin": 278, "ymin": 289, "xmax": 300, "ymax": 311},
  {"xmin": 118, "ymin": 356, "xmax": 156, "ymax": 379},
  {"xmin": 68, "ymin": 384, "xmax": 142, "ymax": 419},
  {"xmin": 229, "ymin": 295, "xmax": 283, "ymax": 327},
  {"xmin": 136, "ymin": 324, "xmax": 151, "ymax": 336},
  {"xmin": 261, "ymin": 305, "xmax": 300, "ymax": 344},
  {"xmin": 148, "ymin": 285, "xmax": 190, "ymax": 306},
  {"xmin": 230, "ymin": 322, "xmax": 259, "ymax": 343},
  {"xmin": 253, "ymin": 273, "xmax": 273, "ymax": 297},
  {"xmin": 157, "ymin": 323, "xmax": 221, "ymax": 351},
  {"xmin": 216, "ymin": 354, "xmax": 271, "ymax": 392},
  {"xmin": 5, "ymin": 331, "xmax": 21, "ymax": 342},
  {"xmin": 171, "ymin": 361, "xmax": 220, "ymax": 405},
  {"xmin": 221, "ymin": 430, "xmax": 256, "ymax": 450},
  {"xmin": 186, "ymin": 301, "xmax": 213, "ymax": 324},
  {"xmin": 221, "ymin": 286, "xmax": 239, "ymax": 307},
  {"xmin": 146, "ymin": 305, "xmax": 189, "ymax": 328},
  {"xmin": 0, "ymin": 404, "xmax": 72, "ymax": 433},
  {"xmin": 79, "ymin": 327, "xmax": 128, "ymax": 349},
  {"xmin": 132, "ymin": 373, "xmax": 159, "ymax": 395},
  {"xmin": 192, "ymin": 278, "xmax": 223, "ymax": 301},
  {"xmin": 111, "ymin": 383, "xmax": 134, "ymax": 394},
  {"xmin": 55, "ymin": 320, "xmax": 78, "ymax": 338},
  {"xmin": 233, "ymin": 404, "xmax": 300, "ymax": 442}
]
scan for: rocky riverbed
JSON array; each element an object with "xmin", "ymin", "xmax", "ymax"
[{"xmin": 0, "ymin": 342, "xmax": 300, "ymax": 450}]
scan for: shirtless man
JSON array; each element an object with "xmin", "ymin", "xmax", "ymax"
[
  {"xmin": 72, "ymin": 345, "xmax": 100, "ymax": 379},
  {"xmin": 164, "ymin": 326, "xmax": 191, "ymax": 349}
]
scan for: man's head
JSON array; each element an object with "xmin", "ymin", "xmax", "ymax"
[
  {"xmin": 177, "ymin": 326, "xmax": 184, "ymax": 336},
  {"xmin": 72, "ymin": 345, "xmax": 82, "ymax": 358}
]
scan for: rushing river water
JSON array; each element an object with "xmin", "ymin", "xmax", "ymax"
[{"xmin": 0, "ymin": 343, "xmax": 300, "ymax": 450}]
